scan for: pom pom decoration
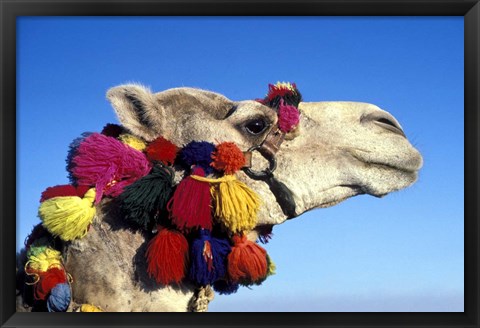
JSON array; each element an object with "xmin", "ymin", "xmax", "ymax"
[
  {"xmin": 212, "ymin": 279, "xmax": 240, "ymax": 295},
  {"xmin": 69, "ymin": 133, "xmax": 152, "ymax": 204},
  {"xmin": 25, "ymin": 247, "xmax": 62, "ymax": 272},
  {"xmin": 227, "ymin": 234, "xmax": 268, "ymax": 285},
  {"xmin": 38, "ymin": 188, "xmax": 96, "ymax": 241},
  {"xmin": 190, "ymin": 174, "xmax": 261, "ymax": 234},
  {"xmin": 118, "ymin": 133, "xmax": 147, "ymax": 151},
  {"xmin": 80, "ymin": 304, "xmax": 103, "ymax": 312},
  {"xmin": 179, "ymin": 141, "xmax": 216, "ymax": 175},
  {"xmin": 40, "ymin": 184, "xmax": 90, "ymax": 203},
  {"xmin": 189, "ymin": 230, "xmax": 231, "ymax": 286},
  {"xmin": 118, "ymin": 165, "xmax": 174, "ymax": 230},
  {"xmin": 263, "ymin": 81, "xmax": 302, "ymax": 109},
  {"xmin": 47, "ymin": 282, "xmax": 71, "ymax": 312},
  {"xmin": 145, "ymin": 228, "xmax": 189, "ymax": 285},
  {"xmin": 145, "ymin": 136, "xmax": 179, "ymax": 166},
  {"xmin": 101, "ymin": 123, "xmax": 125, "ymax": 138},
  {"xmin": 34, "ymin": 267, "xmax": 68, "ymax": 301},
  {"xmin": 277, "ymin": 99, "xmax": 300, "ymax": 133},
  {"xmin": 24, "ymin": 224, "xmax": 51, "ymax": 249},
  {"xmin": 167, "ymin": 167, "xmax": 212, "ymax": 232},
  {"xmin": 211, "ymin": 142, "xmax": 246, "ymax": 174}
]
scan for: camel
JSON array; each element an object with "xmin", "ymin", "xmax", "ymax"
[{"xmin": 16, "ymin": 83, "xmax": 423, "ymax": 312}]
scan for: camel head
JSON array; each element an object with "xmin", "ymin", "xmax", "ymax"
[
  {"xmin": 17, "ymin": 83, "xmax": 423, "ymax": 313},
  {"xmin": 107, "ymin": 84, "xmax": 423, "ymax": 227}
]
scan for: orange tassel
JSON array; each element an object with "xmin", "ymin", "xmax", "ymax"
[{"xmin": 227, "ymin": 234, "xmax": 268, "ymax": 285}]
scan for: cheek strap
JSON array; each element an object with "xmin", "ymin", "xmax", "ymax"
[{"xmin": 242, "ymin": 126, "xmax": 297, "ymax": 219}]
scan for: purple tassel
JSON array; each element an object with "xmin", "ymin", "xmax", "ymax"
[
  {"xmin": 179, "ymin": 141, "xmax": 216, "ymax": 175},
  {"xmin": 189, "ymin": 230, "xmax": 231, "ymax": 286},
  {"xmin": 213, "ymin": 279, "xmax": 240, "ymax": 295}
]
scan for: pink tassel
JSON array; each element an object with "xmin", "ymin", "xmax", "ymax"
[
  {"xmin": 70, "ymin": 133, "xmax": 152, "ymax": 204},
  {"xmin": 167, "ymin": 167, "xmax": 212, "ymax": 232}
]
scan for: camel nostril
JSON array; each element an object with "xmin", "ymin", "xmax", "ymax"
[
  {"xmin": 374, "ymin": 117, "xmax": 406, "ymax": 138},
  {"xmin": 361, "ymin": 112, "xmax": 406, "ymax": 138},
  {"xmin": 376, "ymin": 117, "xmax": 398, "ymax": 128}
]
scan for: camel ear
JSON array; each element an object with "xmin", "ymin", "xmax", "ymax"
[{"xmin": 106, "ymin": 84, "xmax": 165, "ymax": 141}]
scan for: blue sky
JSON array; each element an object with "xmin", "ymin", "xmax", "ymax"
[{"xmin": 17, "ymin": 16, "xmax": 464, "ymax": 312}]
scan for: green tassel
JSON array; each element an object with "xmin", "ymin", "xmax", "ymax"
[{"xmin": 118, "ymin": 165, "xmax": 174, "ymax": 230}]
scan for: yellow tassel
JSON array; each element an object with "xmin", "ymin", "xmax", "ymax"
[
  {"xmin": 190, "ymin": 174, "xmax": 261, "ymax": 233},
  {"xmin": 38, "ymin": 188, "xmax": 96, "ymax": 241},
  {"xmin": 118, "ymin": 133, "xmax": 147, "ymax": 151},
  {"xmin": 266, "ymin": 254, "xmax": 276, "ymax": 276},
  {"xmin": 25, "ymin": 247, "xmax": 62, "ymax": 273},
  {"xmin": 80, "ymin": 304, "xmax": 103, "ymax": 312}
]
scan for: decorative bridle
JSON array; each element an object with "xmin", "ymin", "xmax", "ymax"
[
  {"xmin": 243, "ymin": 82, "xmax": 302, "ymax": 219},
  {"xmin": 19, "ymin": 82, "xmax": 302, "ymax": 313}
]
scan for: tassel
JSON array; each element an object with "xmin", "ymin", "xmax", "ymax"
[
  {"xmin": 118, "ymin": 165, "xmax": 174, "ymax": 229},
  {"xmin": 34, "ymin": 267, "xmax": 68, "ymax": 300},
  {"xmin": 69, "ymin": 133, "xmax": 152, "ymax": 204},
  {"xmin": 26, "ymin": 247, "xmax": 62, "ymax": 272},
  {"xmin": 40, "ymin": 184, "xmax": 90, "ymax": 203},
  {"xmin": 189, "ymin": 230, "xmax": 231, "ymax": 285},
  {"xmin": 190, "ymin": 174, "xmax": 261, "ymax": 234},
  {"xmin": 179, "ymin": 141, "xmax": 216, "ymax": 175},
  {"xmin": 24, "ymin": 224, "xmax": 51, "ymax": 249},
  {"xmin": 227, "ymin": 234, "xmax": 268, "ymax": 285},
  {"xmin": 145, "ymin": 136, "xmax": 179, "ymax": 166},
  {"xmin": 211, "ymin": 142, "xmax": 245, "ymax": 175},
  {"xmin": 47, "ymin": 283, "xmax": 71, "ymax": 312},
  {"xmin": 118, "ymin": 133, "xmax": 147, "ymax": 151},
  {"xmin": 101, "ymin": 123, "xmax": 125, "ymax": 138},
  {"xmin": 38, "ymin": 188, "xmax": 96, "ymax": 241},
  {"xmin": 167, "ymin": 167, "xmax": 212, "ymax": 232},
  {"xmin": 213, "ymin": 279, "xmax": 240, "ymax": 295},
  {"xmin": 263, "ymin": 81, "xmax": 303, "ymax": 109},
  {"xmin": 80, "ymin": 304, "xmax": 103, "ymax": 312},
  {"xmin": 277, "ymin": 99, "xmax": 300, "ymax": 133},
  {"xmin": 145, "ymin": 228, "xmax": 189, "ymax": 285}
]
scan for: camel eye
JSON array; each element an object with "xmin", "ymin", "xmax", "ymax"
[{"xmin": 244, "ymin": 119, "xmax": 268, "ymax": 135}]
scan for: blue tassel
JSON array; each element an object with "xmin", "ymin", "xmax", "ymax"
[
  {"xmin": 189, "ymin": 230, "xmax": 231, "ymax": 285},
  {"xmin": 180, "ymin": 141, "xmax": 216, "ymax": 175},
  {"xmin": 213, "ymin": 279, "xmax": 240, "ymax": 295},
  {"xmin": 47, "ymin": 283, "xmax": 71, "ymax": 312}
]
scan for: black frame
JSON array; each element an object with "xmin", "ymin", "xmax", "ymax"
[{"xmin": 1, "ymin": 1, "xmax": 478, "ymax": 327}]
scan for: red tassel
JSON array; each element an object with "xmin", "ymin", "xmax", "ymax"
[
  {"xmin": 145, "ymin": 228, "xmax": 189, "ymax": 285},
  {"xmin": 227, "ymin": 234, "xmax": 268, "ymax": 284},
  {"xmin": 167, "ymin": 167, "xmax": 212, "ymax": 232},
  {"xmin": 34, "ymin": 267, "xmax": 68, "ymax": 300},
  {"xmin": 40, "ymin": 184, "xmax": 92, "ymax": 202}
]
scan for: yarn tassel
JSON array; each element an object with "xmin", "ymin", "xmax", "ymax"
[
  {"xmin": 33, "ymin": 267, "xmax": 68, "ymax": 301},
  {"xmin": 69, "ymin": 133, "xmax": 151, "ymax": 204},
  {"xmin": 38, "ymin": 188, "xmax": 96, "ymax": 241},
  {"xmin": 47, "ymin": 282, "xmax": 71, "ymax": 312},
  {"xmin": 212, "ymin": 279, "xmax": 240, "ymax": 295},
  {"xmin": 190, "ymin": 174, "xmax": 261, "ymax": 234},
  {"xmin": 227, "ymin": 234, "xmax": 268, "ymax": 285},
  {"xmin": 145, "ymin": 227, "xmax": 189, "ymax": 285},
  {"xmin": 167, "ymin": 167, "xmax": 212, "ymax": 232},
  {"xmin": 118, "ymin": 165, "xmax": 174, "ymax": 229},
  {"xmin": 25, "ymin": 246, "xmax": 62, "ymax": 272},
  {"xmin": 189, "ymin": 229, "xmax": 231, "ymax": 285},
  {"xmin": 80, "ymin": 304, "xmax": 103, "ymax": 312}
]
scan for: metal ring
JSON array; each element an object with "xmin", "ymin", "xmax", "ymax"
[{"xmin": 242, "ymin": 145, "xmax": 277, "ymax": 180}]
